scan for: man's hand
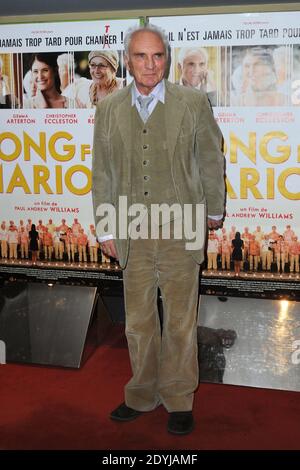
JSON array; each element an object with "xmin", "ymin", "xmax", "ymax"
[
  {"xmin": 199, "ymin": 70, "xmax": 208, "ymax": 91},
  {"xmin": 30, "ymin": 74, "xmax": 37, "ymax": 98},
  {"xmin": 100, "ymin": 239, "xmax": 118, "ymax": 260},
  {"xmin": 33, "ymin": 88, "xmax": 48, "ymax": 108},
  {"xmin": 207, "ymin": 217, "xmax": 223, "ymax": 231}
]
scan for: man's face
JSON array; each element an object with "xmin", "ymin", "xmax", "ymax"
[
  {"xmin": 180, "ymin": 51, "xmax": 207, "ymax": 87},
  {"xmin": 125, "ymin": 31, "xmax": 167, "ymax": 95}
]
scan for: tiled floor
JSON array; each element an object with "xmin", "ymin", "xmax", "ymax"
[{"xmin": 199, "ymin": 295, "xmax": 300, "ymax": 391}]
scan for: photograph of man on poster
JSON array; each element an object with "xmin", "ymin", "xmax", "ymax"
[{"xmin": 176, "ymin": 46, "xmax": 218, "ymax": 106}]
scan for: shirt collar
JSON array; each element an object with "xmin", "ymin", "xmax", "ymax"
[{"xmin": 131, "ymin": 79, "xmax": 165, "ymax": 106}]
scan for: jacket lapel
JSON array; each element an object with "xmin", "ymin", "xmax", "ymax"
[
  {"xmin": 115, "ymin": 84, "xmax": 133, "ymax": 159},
  {"xmin": 164, "ymin": 80, "xmax": 187, "ymax": 163}
]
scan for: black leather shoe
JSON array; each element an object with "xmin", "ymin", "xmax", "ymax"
[
  {"xmin": 167, "ymin": 411, "xmax": 194, "ymax": 435},
  {"xmin": 110, "ymin": 402, "xmax": 142, "ymax": 422}
]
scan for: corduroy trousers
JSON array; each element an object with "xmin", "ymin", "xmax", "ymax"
[{"xmin": 123, "ymin": 224, "xmax": 200, "ymax": 412}]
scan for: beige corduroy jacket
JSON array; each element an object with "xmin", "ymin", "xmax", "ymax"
[{"xmin": 92, "ymin": 80, "xmax": 225, "ymax": 268}]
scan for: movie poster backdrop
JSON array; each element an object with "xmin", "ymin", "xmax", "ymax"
[{"xmin": 1, "ymin": 12, "xmax": 300, "ymax": 263}]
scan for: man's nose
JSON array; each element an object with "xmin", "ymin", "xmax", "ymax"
[
  {"xmin": 145, "ymin": 56, "xmax": 155, "ymax": 69},
  {"xmin": 194, "ymin": 64, "xmax": 204, "ymax": 73}
]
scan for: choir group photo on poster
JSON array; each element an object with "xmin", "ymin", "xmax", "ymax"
[
  {"xmin": 0, "ymin": 217, "xmax": 112, "ymax": 266},
  {"xmin": 206, "ymin": 224, "xmax": 300, "ymax": 275},
  {"xmin": 1, "ymin": 217, "xmax": 300, "ymax": 276}
]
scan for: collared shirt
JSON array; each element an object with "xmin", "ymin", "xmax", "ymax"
[
  {"xmin": 261, "ymin": 239, "xmax": 271, "ymax": 252},
  {"xmin": 0, "ymin": 229, "xmax": 8, "ymax": 241},
  {"xmin": 7, "ymin": 230, "xmax": 18, "ymax": 243},
  {"xmin": 131, "ymin": 79, "xmax": 165, "ymax": 118},
  {"xmin": 207, "ymin": 238, "xmax": 219, "ymax": 253}
]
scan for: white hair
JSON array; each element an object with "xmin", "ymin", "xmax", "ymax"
[
  {"xmin": 177, "ymin": 47, "xmax": 208, "ymax": 67},
  {"xmin": 124, "ymin": 23, "xmax": 169, "ymax": 60}
]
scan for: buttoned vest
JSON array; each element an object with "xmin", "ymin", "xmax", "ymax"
[{"xmin": 130, "ymin": 101, "xmax": 179, "ymax": 210}]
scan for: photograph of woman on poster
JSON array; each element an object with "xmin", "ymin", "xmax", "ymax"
[
  {"xmin": 60, "ymin": 50, "xmax": 124, "ymax": 108},
  {"xmin": 23, "ymin": 52, "xmax": 69, "ymax": 109},
  {"xmin": 231, "ymin": 46, "xmax": 287, "ymax": 106},
  {"xmin": 0, "ymin": 55, "xmax": 12, "ymax": 108}
]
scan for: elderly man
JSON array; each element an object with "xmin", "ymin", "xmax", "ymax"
[
  {"xmin": 177, "ymin": 46, "xmax": 217, "ymax": 105},
  {"xmin": 92, "ymin": 24, "xmax": 225, "ymax": 435}
]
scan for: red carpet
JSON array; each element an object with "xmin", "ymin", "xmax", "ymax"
[{"xmin": 0, "ymin": 325, "xmax": 299, "ymax": 450}]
